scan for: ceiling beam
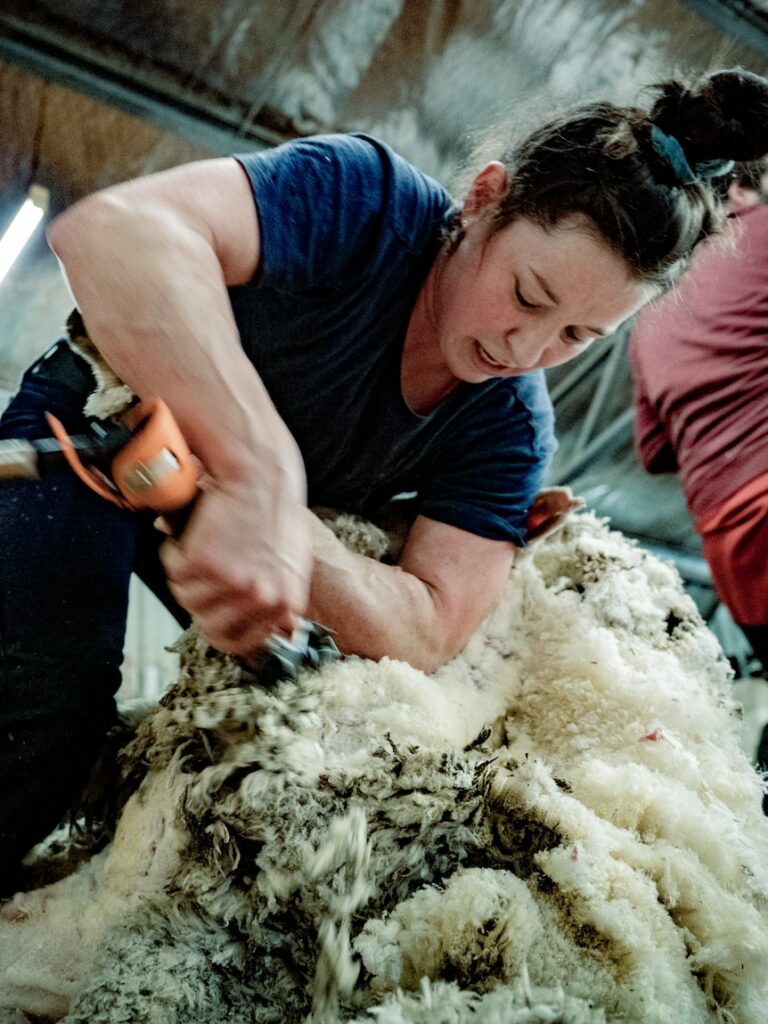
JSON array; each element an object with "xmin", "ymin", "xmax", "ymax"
[
  {"xmin": 0, "ymin": 12, "xmax": 286, "ymax": 155},
  {"xmin": 680, "ymin": 0, "xmax": 768, "ymax": 60}
]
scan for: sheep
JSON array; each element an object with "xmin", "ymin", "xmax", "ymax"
[{"xmin": 1, "ymin": 509, "xmax": 767, "ymax": 1024}]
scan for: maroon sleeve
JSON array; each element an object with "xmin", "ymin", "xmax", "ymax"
[{"xmin": 629, "ymin": 330, "xmax": 678, "ymax": 474}]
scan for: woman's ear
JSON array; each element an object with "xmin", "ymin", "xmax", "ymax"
[{"xmin": 462, "ymin": 161, "xmax": 508, "ymax": 217}]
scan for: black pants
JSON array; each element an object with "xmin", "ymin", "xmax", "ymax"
[
  {"xmin": 0, "ymin": 341, "xmax": 188, "ymax": 896},
  {"xmin": 755, "ymin": 720, "xmax": 768, "ymax": 816},
  {"xmin": 737, "ymin": 623, "xmax": 768, "ymax": 676}
]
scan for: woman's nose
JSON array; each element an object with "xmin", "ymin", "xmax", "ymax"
[{"xmin": 508, "ymin": 324, "xmax": 554, "ymax": 369}]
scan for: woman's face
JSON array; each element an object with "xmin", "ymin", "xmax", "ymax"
[{"xmin": 431, "ymin": 164, "xmax": 653, "ymax": 382}]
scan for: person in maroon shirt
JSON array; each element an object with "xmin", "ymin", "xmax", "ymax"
[{"xmin": 631, "ymin": 158, "xmax": 768, "ymax": 667}]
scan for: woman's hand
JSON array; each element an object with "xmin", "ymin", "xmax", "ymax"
[{"xmin": 160, "ymin": 466, "xmax": 311, "ymax": 656}]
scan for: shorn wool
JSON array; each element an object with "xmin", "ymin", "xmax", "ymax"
[{"xmin": 1, "ymin": 509, "xmax": 767, "ymax": 1023}]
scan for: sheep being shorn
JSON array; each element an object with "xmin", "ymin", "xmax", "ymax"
[{"xmin": 1, "ymin": 510, "xmax": 767, "ymax": 1024}]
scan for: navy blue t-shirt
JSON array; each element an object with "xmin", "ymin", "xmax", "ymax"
[{"xmin": 231, "ymin": 133, "xmax": 555, "ymax": 545}]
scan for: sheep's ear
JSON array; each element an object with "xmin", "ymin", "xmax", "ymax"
[{"xmin": 525, "ymin": 487, "xmax": 583, "ymax": 543}]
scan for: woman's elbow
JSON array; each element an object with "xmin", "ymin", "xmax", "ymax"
[
  {"xmin": 47, "ymin": 192, "xmax": 125, "ymax": 264},
  {"xmin": 407, "ymin": 618, "xmax": 476, "ymax": 675}
]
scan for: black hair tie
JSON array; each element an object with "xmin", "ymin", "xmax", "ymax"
[{"xmin": 650, "ymin": 125, "xmax": 734, "ymax": 185}]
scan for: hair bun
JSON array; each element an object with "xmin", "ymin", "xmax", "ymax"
[{"xmin": 651, "ymin": 67, "xmax": 768, "ymax": 165}]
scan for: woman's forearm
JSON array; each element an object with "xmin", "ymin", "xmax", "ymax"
[{"xmin": 305, "ymin": 515, "xmax": 450, "ymax": 673}]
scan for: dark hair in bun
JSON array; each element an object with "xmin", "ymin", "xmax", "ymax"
[{"xmin": 462, "ymin": 68, "xmax": 768, "ymax": 290}]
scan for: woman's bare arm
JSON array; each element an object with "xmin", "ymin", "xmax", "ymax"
[{"xmin": 48, "ymin": 158, "xmax": 310, "ymax": 648}]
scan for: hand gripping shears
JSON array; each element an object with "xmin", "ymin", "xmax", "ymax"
[{"xmin": 0, "ymin": 398, "xmax": 338, "ymax": 681}]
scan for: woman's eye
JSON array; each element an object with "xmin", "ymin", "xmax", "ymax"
[
  {"xmin": 563, "ymin": 327, "xmax": 587, "ymax": 345},
  {"xmin": 515, "ymin": 284, "xmax": 539, "ymax": 310}
]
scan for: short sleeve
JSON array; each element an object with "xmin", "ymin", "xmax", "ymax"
[
  {"xmin": 235, "ymin": 134, "xmax": 449, "ymax": 291},
  {"xmin": 416, "ymin": 373, "xmax": 557, "ymax": 545}
]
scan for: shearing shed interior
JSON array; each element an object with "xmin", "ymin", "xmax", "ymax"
[{"xmin": 2, "ymin": 2, "xmax": 768, "ymax": 1022}]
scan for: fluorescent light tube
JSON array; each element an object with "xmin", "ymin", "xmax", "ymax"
[{"xmin": 0, "ymin": 185, "xmax": 50, "ymax": 285}]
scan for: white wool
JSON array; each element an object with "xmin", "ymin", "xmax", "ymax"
[
  {"xmin": 316, "ymin": 653, "xmax": 520, "ymax": 757},
  {"xmin": 355, "ymin": 868, "xmax": 630, "ymax": 1021},
  {"xmin": 0, "ymin": 767, "xmax": 188, "ymax": 1019},
  {"xmin": 2, "ymin": 512, "xmax": 768, "ymax": 1024},
  {"xmin": 346, "ymin": 974, "xmax": 605, "ymax": 1024},
  {"xmin": 355, "ymin": 868, "xmax": 546, "ymax": 989}
]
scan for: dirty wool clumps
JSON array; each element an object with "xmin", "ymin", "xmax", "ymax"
[{"xmin": 1, "ymin": 511, "xmax": 767, "ymax": 1024}]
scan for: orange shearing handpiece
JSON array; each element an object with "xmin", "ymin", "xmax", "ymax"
[
  {"xmin": 44, "ymin": 399, "xmax": 340, "ymax": 678},
  {"xmin": 46, "ymin": 398, "xmax": 199, "ymax": 514}
]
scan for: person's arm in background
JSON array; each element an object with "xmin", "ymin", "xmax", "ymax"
[
  {"xmin": 48, "ymin": 158, "xmax": 515, "ymax": 673},
  {"xmin": 629, "ymin": 330, "xmax": 679, "ymax": 474}
]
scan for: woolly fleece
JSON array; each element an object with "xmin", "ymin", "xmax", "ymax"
[{"xmin": 1, "ymin": 511, "xmax": 767, "ymax": 1024}]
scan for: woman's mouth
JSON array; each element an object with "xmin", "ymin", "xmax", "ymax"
[{"xmin": 474, "ymin": 340, "xmax": 510, "ymax": 372}]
